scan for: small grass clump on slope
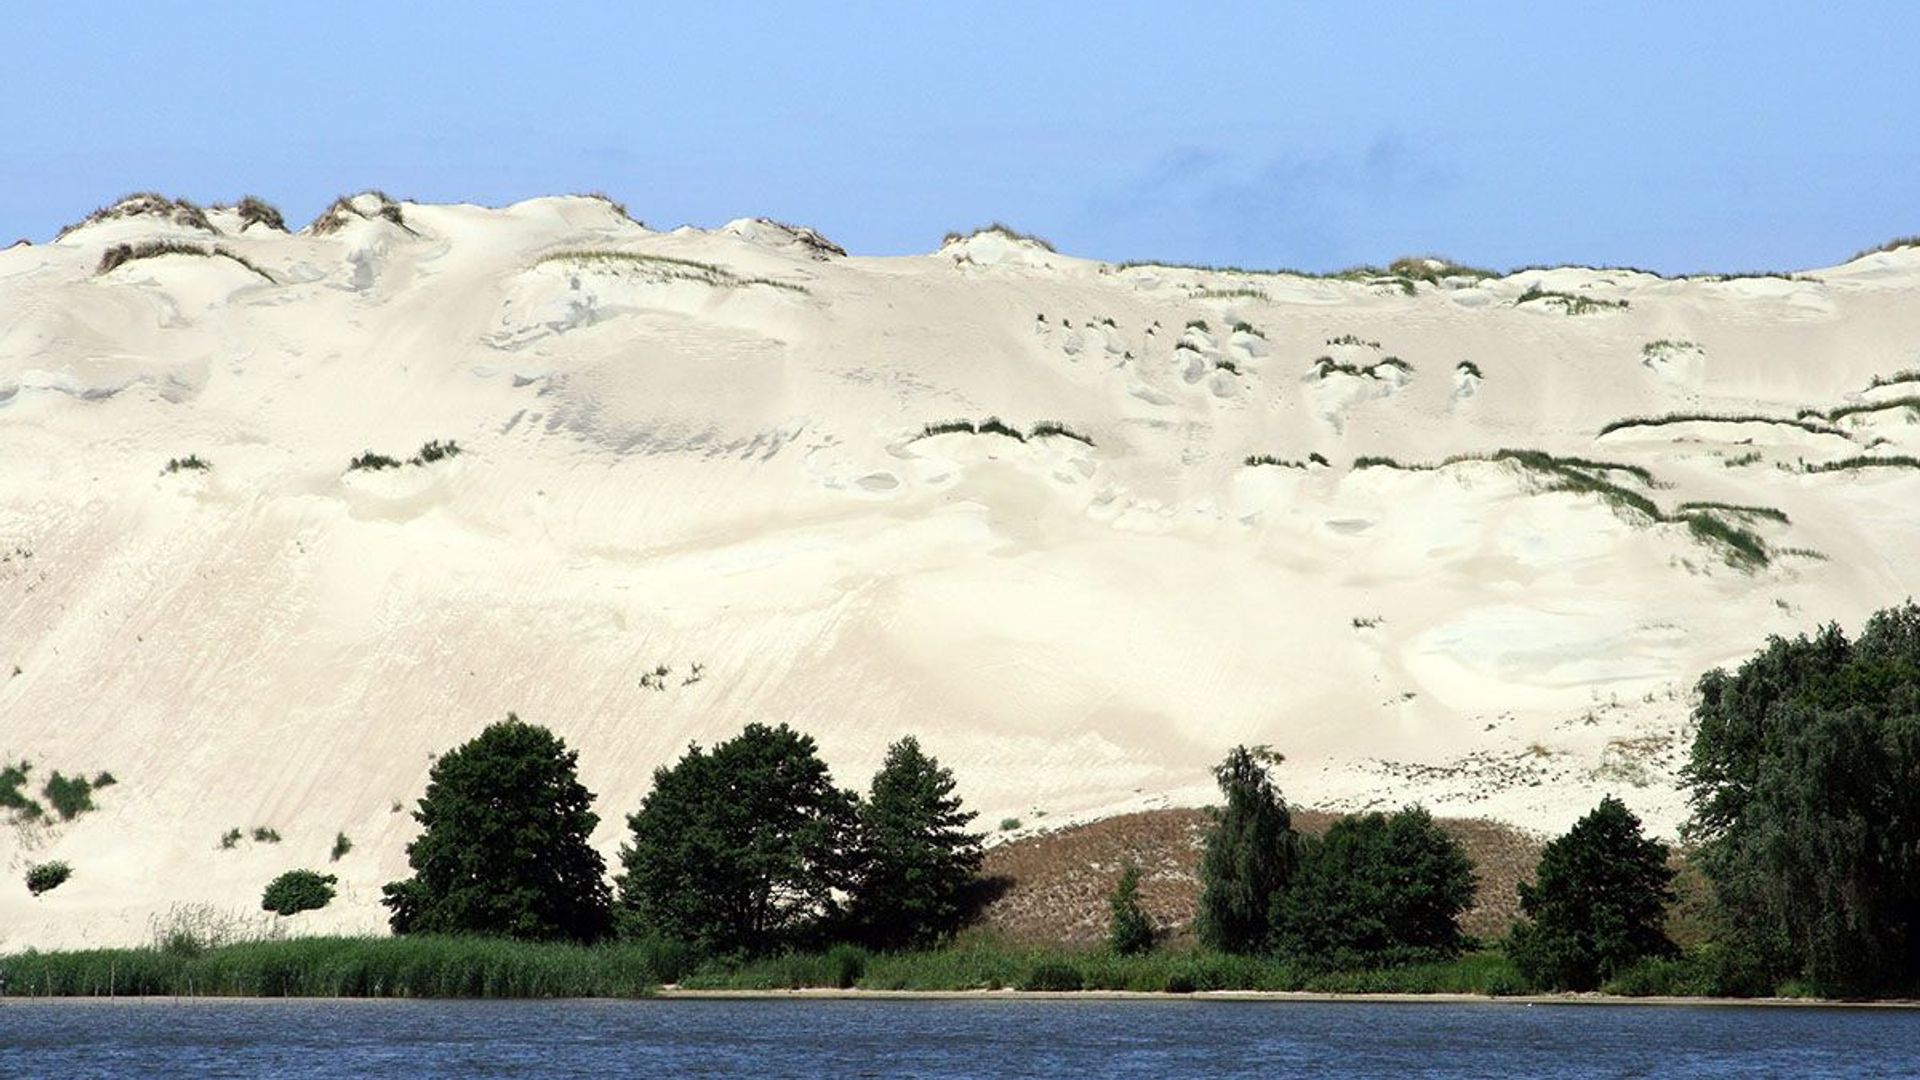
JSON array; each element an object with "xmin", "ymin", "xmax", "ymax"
[
  {"xmin": 1245, "ymin": 452, "xmax": 1329, "ymax": 469},
  {"xmin": 941, "ymin": 223, "xmax": 1056, "ymax": 251},
  {"xmin": 1812, "ymin": 396, "xmax": 1920, "ymax": 424},
  {"xmin": 537, "ymin": 249, "xmax": 807, "ymax": 293},
  {"xmin": 27, "ymin": 861, "xmax": 73, "ymax": 896},
  {"xmin": 56, "ymin": 192, "xmax": 217, "ymax": 239},
  {"xmin": 1597, "ymin": 411, "xmax": 1845, "ymax": 440},
  {"xmin": 1803, "ymin": 455, "xmax": 1920, "ymax": 474},
  {"xmin": 97, "ymin": 240, "xmax": 275, "ymax": 283},
  {"xmin": 348, "ymin": 440, "xmax": 462, "ymax": 472},
  {"xmin": 917, "ymin": 419, "xmax": 1095, "ymax": 447},
  {"xmin": 1515, "ymin": 285, "xmax": 1628, "ymax": 314},
  {"xmin": 1, "ymin": 761, "xmax": 44, "ymax": 820},
  {"xmin": 164, "ymin": 454, "xmax": 210, "ymax": 474},
  {"xmin": 233, "ymin": 196, "xmax": 287, "ymax": 232},
  {"xmin": 307, "ymin": 190, "xmax": 416, "ymax": 236},
  {"xmin": 1312, "ymin": 356, "xmax": 1412, "ymax": 380},
  {"xmin": 1674, "ymin": 501, "xmax": 1790, "ymax": 525},
  {"xmin": 1851, "ymin": 235, "xmax": 1920, "ymax": 260}
]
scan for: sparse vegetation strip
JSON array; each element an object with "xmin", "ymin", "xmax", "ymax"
[
  {"xmin": 537, "ymin": 249, "xmax": 806, "ymax": 292},
  {"xmin": 1515, "ymin": 286, "xmax": 1629, "ymax": 314},
  {"xmin": 96, "ymin": 240, "xmax": 275, "ymax": 283},
  {"xmin": 1597, "ymin": 411, "xmax": 1845, "ymax": 439}
]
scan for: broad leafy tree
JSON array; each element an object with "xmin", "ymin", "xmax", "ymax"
[
  {"xmin": 1276, "ymin": 806, "xmax": 1475, "ymax": 966},
  {"xmin": 382, "ymin": 715, "xmax": 612, "ymax": 942},
  {"xmin": 845, "ymin": 736, "xmax": 984, "ymax": 949},
  {"xmin": 1684, "ymin": 603, "xmax": 1920, "ymax": 994},
  {"xmin": 1506, "ymin": 796, "xmax": 1676, "ymax": 990},
  {"xmin": 1195, "ymin": 746, "xmax": 1298, "ymax": 953},
  {"xmin": 618, "ymin": 722, "xmax": 856, "ymax": 954}
]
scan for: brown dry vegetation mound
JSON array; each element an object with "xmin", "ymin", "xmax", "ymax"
[
  {"xmin": 57, "ymin": 193, "xmax": 217, "ymax": 239},
  {"xmin": 974, "ymin": 807, "xmax": 1544, "ymax": 947}
]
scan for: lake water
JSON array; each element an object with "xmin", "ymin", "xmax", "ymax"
[{"xmin": 2, "ymin": 998, "xmax": 1916, "ymax": 1078}]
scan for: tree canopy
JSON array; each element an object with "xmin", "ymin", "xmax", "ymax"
[
  {"xmin": 1507, "ymin": 796, "xmax": 1676, "ymax": 990},
  {"xmin": 1195, "ymin": 746, "xmax": 1298, "ymax": 954},
  {"xmin": 381, "ymin": 715, "xmax": 611, "ymax": 942},
  {"xmin": 1683, "ymin": 602, "xmax": 1920, "ymax": 993},
  {"xmin": 845, "ymin": 736, "xmax": 984, "ymax": 950},
  {"xmin": 1275, "ymin": 806, "xmax": 1475, "ymax": 967},
  {"xmin": 617, "ymin": 722, "xmax": 856, "ymax": 954}
]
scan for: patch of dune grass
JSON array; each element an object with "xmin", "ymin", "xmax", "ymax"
[
  {"xmin": 1388, "ymin": 255, "xmax": 1498, "ymax": 284},
  {"xmin": 1680, "ymin": 514, "xmax": 1770, "ymax": 567},
  {"xmin": 1642, "ymin": 339, "xmax": 1700, "ymax": 356},
  {"xmin": 27, "ymin": 861, "xmax": 72, "ymax": 896},
  {"xmin": 1865, "ymin": 370, "xmax": 1920, "ymax": 392},
  {"xmin": 1455, "ymin": 361, "xmax": 1483, "ymax": 379},
  {"xmin": 975, "ymin": 417, "xmax": 1027, "ymax": 442},
  {"xmin": 1244, "ymin": 453, "xmax": 1329, "ymax": 469},
  {"xmin": 1675, "ymin": 501, "xmax": 1790, "ymax": 524},
  {"xmin": 941, "ymin": 223, "xmax": 1055, "ymax": 252},
  {"xmin": 57, "ymin": 193, "xmax": 217, "ymax": 239},
  {"xmin": 1814, "ymin": 396, "xmax": 1920, "ymax": 423},
  {"xmin": 348, "ymin": 440, "xmax": 462, "ymax": 472},
  {"xmin": 1597, "ymin": 411, "xmax": 1845, "ymax": 439},
  {"xmin": 1851, "ymin": 235, "xmax": 1920, "ymax": 261},
  {"xmin": 96, "ymin": 240, "xmax": 275, "ymax": 283},
  {"xmin": 1, "ymin": 760, "xmax": 44, "ymax": 819},
  {"xmin": 1803, "ymin": 455, "xmax": 1920, "ymax": 473},
  {"xmin": 538, "ymin": 249, "xmax": 807, "ymax": 293},
  {"xmin": 233, "ymin": 196, "xmax": 287, "ymax": 232},
  {"xmin": 918, "ymin": 419, "xmax": 1094, "ymax": 446},
  {"xmin": 1326, "ymin": 335, "xmax": 1382, "ymax": 350},
  {"xmin": 308, "ymin": 191, "xmax": 416, "ymax": 236},
  {"xmin": 1353, "ymin": 455, "xmax": 1432, "ymax": 471},
  {"xmin": 1352, "ymin": 449, "xmax": 1774, "ymax": 567},
  {"xmin": 42, "ymin": 771, "xmax": 97, "ymax": 821},
  {"xmin": 1515, "ymin": 286, "xmax": 1629, "ymax": 314},
  {"xmin": 1313, "ymin": 356, "xmax": 1410, "ymax": 380},
  {"xmin": 1030, "ymin": 421, "xmax": 1094, "ymax": 446}
]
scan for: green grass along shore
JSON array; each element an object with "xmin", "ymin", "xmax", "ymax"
[{"xmin": 0, "ymin": 938, "xmax": 1866, "ymax": 1002}]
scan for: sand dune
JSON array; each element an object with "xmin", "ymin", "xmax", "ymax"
[{"xmin": 4, "ymin": 195, "xmax": 1918, "ymax": 947}]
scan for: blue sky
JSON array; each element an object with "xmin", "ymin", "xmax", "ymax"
[{"xmin": 4, "ymin": 3, "xmax": 1915, "ymax": 272}]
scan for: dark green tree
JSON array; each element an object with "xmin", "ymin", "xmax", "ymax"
[
  {"xmin": 1506, "ymin": 796, "xmax": 1676, "ymax": 990},
  {"xmin": 1106, "ymin": 859, "xmax": 1155, "ymax": 955},
  {"xmin": 618, "ymin": 722, "xmax": 856, "ymax": 954},
  {"xmin": 1684, "ymin": 603, "xmax": 1920, "ymax": 993},
  {"xmin": 1195, "ymin": 746, "xmax": 1298, "ymax": 953},
  {"xmin": 381, "ymin": 715, "xmax": 611, "ymax": 942},
  {"xmin": 262, "ymin": 869, "xmax": 339, "ymax": 916},
  {"xmin": 1276, "ymin": 806, "xmax": 1475, "ymax": 967},
  {"xmin": 845, "ymin": 736, "xmax": 984, "ymax": 949}
]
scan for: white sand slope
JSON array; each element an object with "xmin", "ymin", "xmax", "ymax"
[{"xmin": 4, "ymin": 198, "xmax": 1920, "ymax": 947}]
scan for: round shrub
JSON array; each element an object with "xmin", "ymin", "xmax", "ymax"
[
  {"xmin": 262, "ymin": 869, "xmax": 338, "ymax": 916},
  {"xmin": 26, "ymin": 860, "xmax": 71, "ymax": 895}
]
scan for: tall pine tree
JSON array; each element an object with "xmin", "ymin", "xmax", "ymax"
[{"xmin": 846, "ymin": 736, "xmax": 984, "ymax": 949}]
